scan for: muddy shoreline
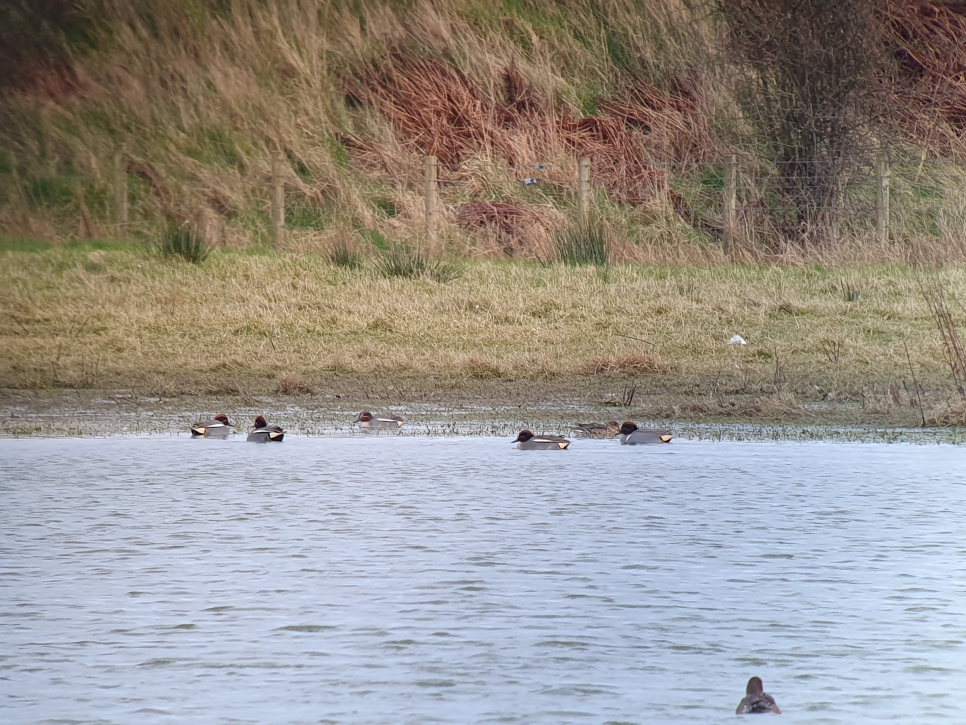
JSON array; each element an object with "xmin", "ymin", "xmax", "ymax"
[{"xmin": 3, "ymin": 377, "xmax": 964, "ymax": 443}]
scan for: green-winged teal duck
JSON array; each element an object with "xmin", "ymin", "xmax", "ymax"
[
  {"xmin": 246, "ymin": 415, "xmax": 284, "ymax": 443},
  {"xmin": 354, "ymin": 411, "xmax": 404, "ymax": 428},
  {"xmin": 619, "ymin": 421, "xmax": 672, "ymax": 445},
  {"xmin": 736, "ymin": 676, "xmax": 781, "ymax": 715},
  {"xmin": 191, "ymin": 414, "xmax": 233, "ymax": 438},
  {"xmin": 513, "ymin": 430, "xmax": 571, "ymax": 450},
  {"xmin": 574, "ymin": 421, "xmax": 620, "ymax": 438}
]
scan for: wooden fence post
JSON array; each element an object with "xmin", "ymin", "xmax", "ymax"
[
  {"xmin": 424, "ymin": 155, "xmax": 438, "ymax": 243},
  {"xmin": 114, "ymin": 148, "xmax": 128, "ymax": 235},
  {"xmin": 875, "ymin": 148, "xmax": 890, "ymax": 245},
  {"xmin": 577, "ymin": 157, "xmax": 591, "ymax": 226},
  {"xmin": 271, "ymin": 153, "xmax": 285, "ymax": 246},
  {"xmin": 723, "ymin": 154, "xmax": 737, "ymax": 255},
  {"xmin": 76, "ymin": 186, "xmax": 95, "ymax": 239}
]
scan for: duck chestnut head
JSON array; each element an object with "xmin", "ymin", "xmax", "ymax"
[
  {"xmin": 513, "ymin": 430, "xmax": 535, "ymax": 443},
  {"xmin": 254, "ymin": 415, "xmax": 267, "ymax": 429},
  {"xmin": 214, "ymin": 414, "xmax": 232, "ymax": 426},
  {"xmin": 354, "ymin": 411, "xmax": 373, "ymax": 423},
  {"xmin": 619, "ymin": 421, "xmax": 638, "ymax": 435},
  {"xmin": 745, "ymin": 677, "xmax": 764, "ymax": 696}
]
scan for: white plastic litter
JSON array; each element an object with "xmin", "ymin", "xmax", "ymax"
[
  {"xmin": 728, "ymin": 335, "xmax": 747, "ymax": 345},
  {"xmin": 523, "ymin": 178, "xmax": 539, "ymax": 186}
]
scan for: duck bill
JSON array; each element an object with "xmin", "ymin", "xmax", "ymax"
[{"xmin": 512, "ymin": 434, "xmax": 524, "ymax": 443}]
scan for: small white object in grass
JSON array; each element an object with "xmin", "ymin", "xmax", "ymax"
[
  {"xmin": 729, "ymin": 334, "xmax": 747, "ymax": 345},
  {"xmin": 523, "ymin": 177, "xmax": 539, "ymax": 186},
  {"xmin": 533, "ymin": 163, "xmax": 547, "ymax": 170}
]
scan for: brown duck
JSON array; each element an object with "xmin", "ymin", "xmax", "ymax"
[{"xmin": 736, "ymin": 676, "xmax": 781, "ymax": 715}]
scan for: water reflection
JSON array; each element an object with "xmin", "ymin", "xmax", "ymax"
[{"xmin": 1, "ymin": 436, "xmax": 964, "ymax": 723}]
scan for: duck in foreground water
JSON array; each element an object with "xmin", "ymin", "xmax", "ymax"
[
  {"xmin": 573, "ymin": 421, "xmax": 620, "ymax": 438},
  {"xmin": 736, "ymin": 676, "xmax": 781, "ymax": 715},
  {"xmin": 353, "ymin": 411, "xmax": 404, "ymax": 428},
  {"xmin": 246, "ymin": 416, "xmax": 285, "ymax": 443},
  {"xmin": 190, "ymin": 414, "xmax": 233, "ymax": 438},
  {"xmin": 513, "ymin": 430, "xmax": 571, "ymax": 450},
  {"xmin": 618, "ymin": 421, "xmax": 673, "ymax": 445}
]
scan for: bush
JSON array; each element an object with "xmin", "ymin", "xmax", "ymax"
[
  {"xmin": 157, "ymin": 223, "xmax": 209, "ymax": 263},
  {"xmin": 373, "ymin": 245, "xmax": 463, "ymax": 282},
  {"xmin": 556, "ymin": 222, "xmax": 609, "ymax": 266}
]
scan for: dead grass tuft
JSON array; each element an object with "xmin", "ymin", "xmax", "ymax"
[
  {"xmin": 275, "ymin": 372, "xmax": 314, "ymax": 395},
  {"xmin": 925, "ymin": 400, "xmax": 966, "ymax": 427},
  {"xmin": 584, "ymin": 352, "xmax": 664, "ymax": 375}
]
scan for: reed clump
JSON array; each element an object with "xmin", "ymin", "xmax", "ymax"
[
  {"xmin": 373, "ymin": 245, "xmax": 463, "ymax": 283},
  {"xmin": 156, "ymin": 223, "xmax": 209, "ymax": 264},
  {"xmin": 556, "ymin": 222, "xmax": 610, "ymax": 267}
]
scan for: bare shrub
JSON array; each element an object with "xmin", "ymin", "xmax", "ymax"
[{"xmin": 718, "ymin": 0, "xmax": 890, "ymax": 248}]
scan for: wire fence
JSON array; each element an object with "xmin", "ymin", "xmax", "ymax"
[{"xmin": 11, "ymin": 150, "xmax": 966, "ymax": 256}]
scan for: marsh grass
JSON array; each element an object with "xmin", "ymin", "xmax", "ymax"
[
  {"xmin": 156, "ymin": 223, "xmax": 209, "ymax": 264},
  {"xmin": 327, "ymin": 240, "xmax": 366, "ymax": 270},
  {"xmin": 556, "ymin": 222, "xmax": 610, "ymax": 267},
  {"xmin": 373, "ymin": 245, "xmax": 464, "ymax": 283},
  {"xmin": 920, "ymin": 279, "xmax": 966, "ymax": 402},
  {"xmin": 2, "ymin": 243, "xmax": 965, "ymax": 432}
]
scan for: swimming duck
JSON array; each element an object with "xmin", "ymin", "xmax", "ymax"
[
  {"xmin": 246, "ymin": 415, "xmax": 284, "ymax": 443},
  {"xmin": 618, "ymin": 421, "xmax": 673, "ymax": 445},
  {"xmin": 513, "ymin": 430, "xmax": 571, "ymax": 450},
  {"xmin": 574, "ymin": 421, "xmax": 620, "ymax": 438},
  {"xmin": 736, "ymin": 676, "xmax": 781, "ymax": 715},
  {"xmin": 190, "ymin": 414, "xmax": 234, "ymax": 438},
  {"xmin": 353, "ymin": 411, "xmax": 404, "ymax": 428}
]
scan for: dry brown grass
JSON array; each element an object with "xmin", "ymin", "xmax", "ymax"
[
  {"xmin": 2, "ymin": 245, "xmax": 965, "ymax": 416},
  {"xmin": 926, "ymin": 400, "xmax": 966, "ymax": 427},
  {"xmin": 583, "ymin": 352, "xmax": 664, "ymax": 375}
]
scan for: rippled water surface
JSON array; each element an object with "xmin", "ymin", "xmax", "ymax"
[{"xmin": 2, "ymin": 436, "xmax": 965, "ymax": 724}]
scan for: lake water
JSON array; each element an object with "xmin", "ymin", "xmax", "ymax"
[{"xmin": 1, "ymin": 435, "xmax": 965, "ymax": 724}]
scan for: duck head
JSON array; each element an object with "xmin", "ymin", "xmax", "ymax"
[
  {"xmin": 619, "ymin": 421, "xmax": 638, "ymax": 435},
  {"xmin": 215, "ymin": 414, "xmax": 232, "ymax": 426},
  {"xmin": 354, "ymin": 411, "xmax": 373, "ymax": 423},
  {"xmin": 254, "ymin": 415, "xmax": 267, "ymax": 429},
  {"xmin": 513, "ymin": 430, "xmax": 535, "ymax": 443},
  {"xmin": 606, "ymin": 421, "xmax": 620, "ymax": 432},
  {"xmin": 745, "ymin": 677, "xmax": 764, "ymax": 696}
]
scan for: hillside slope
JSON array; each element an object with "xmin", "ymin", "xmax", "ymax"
[{"xmin": 1, "ymin": 0, "xmax": 964, "ymax": 260}]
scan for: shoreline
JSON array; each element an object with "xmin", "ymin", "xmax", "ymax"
[
  {"xmin": 3, "ymin": 382, "xmax": 964, "ymax": 443},
  {"xmin": 4, "ymin": 246, "xmax": 966, "ymax": 440}
]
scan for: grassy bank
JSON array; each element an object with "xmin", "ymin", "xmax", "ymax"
[
  {"xmin": 3, "ymin": 238, "xmax": 965, "ymax": 430},
  {"xmin": 2, "ymin": 0, "xmax": 965, "ymax": 263}
]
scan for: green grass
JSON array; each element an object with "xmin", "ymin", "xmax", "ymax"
[
  {"xmin": 556, "ymin": 221, "xmax": 609, "ymax": 266},
  {"xmin": 156, "ymin": 224, "xmax": 210, "ymax": 263},
  {"xmin": 373, "ymin": 245, "xmax": 464, "ymax": 282}
]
